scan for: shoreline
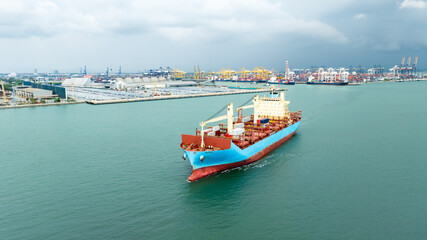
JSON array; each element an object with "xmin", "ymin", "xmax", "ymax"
[
  {"xmin": 1, "ymin": 88, "xmax": 273, "ymax": 109},
  {"xmin": 2, "ymin": 80, "xmax": 426, "ymax": 109},
  {"xmin": 87, "ymin": 88, "xmax": 273, "ymax": 105},
  {"xmin": 0, "ymin": 101, "xmax": 84, "ymax": 110}
]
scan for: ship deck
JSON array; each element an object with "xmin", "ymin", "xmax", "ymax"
[{"xmin": 181, "ymin": 111, "xmax": 302, "ymax": 151}]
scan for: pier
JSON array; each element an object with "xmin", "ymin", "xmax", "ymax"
[
  {"xmin": 87, "ymin": 88, "xmax": 274, "ymax": 105},
  {"xmin": 0, "ymin": 101, "xmax": 83, "ymax": 109}
]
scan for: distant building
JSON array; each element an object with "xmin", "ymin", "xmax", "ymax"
[{"xmin": 7, "ymin": 72, "xmax": 17, "ymax": 78}]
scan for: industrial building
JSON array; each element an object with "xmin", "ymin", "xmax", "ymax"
[{"xmin": 16, "ymin": 87, "xmax": 57, "ymax": 100}]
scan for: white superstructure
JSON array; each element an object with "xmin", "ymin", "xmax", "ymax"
[{"xmin": 253, "ymin": 91, "xmax": 290, "ymax": 121}]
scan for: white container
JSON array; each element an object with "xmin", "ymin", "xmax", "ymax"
[
  {"xmin": 234, "ymin": 123, "xmax": 244, "ymax": 129},
  {"xmin": 212, "ymin": 126, "xmax": 220, "ymax": 131},
  {"xmin": 242, "ymin": 117, "xmax": 250, "ymax": 122},
  {"xmin": 207, "ymin": 131, "xmax": 215, "ymax": 136},
  {"xmin": 230, "ymin": 128, "xmax": 244, "ymax": 135}
]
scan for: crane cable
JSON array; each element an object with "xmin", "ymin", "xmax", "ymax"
[
  {"xmin": 237, "ymin": 96, "xmax": 254, "ymax": 108},
  {"xmin": 204, "ymin": 95, "xmax": 254, "ymax": 122},
  {"xmin": 204, "ymin": 104, "xmax": 228, "ymax": 122}
]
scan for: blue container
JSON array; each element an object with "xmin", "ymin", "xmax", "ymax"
[{"xmin": 260, "ymin": 118, "xmax": 269, "ymax": 124}]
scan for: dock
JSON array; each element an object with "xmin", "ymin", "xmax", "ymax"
[
  {"xmin": 87, "ymin": 88, "xmax": 274, "ymax": 105},
  {"xmin": 0, "ymin": 101, "xmax": 84, "ymax": 110}
]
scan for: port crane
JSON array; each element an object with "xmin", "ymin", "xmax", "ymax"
[
  {"xmin": 172, "ymin": 69, "xmax": 186, "ymax": 79},
  {"xmin": 193, "ymin": 65, "xmax": 204, "ymax": 79},
  {"xmin": 1, "ymin": 80, "xmax": 8, "ymax": 103},
  {"xmin": 237, "ymin": 68, "xmax": 251, "ymax": 79},
  {"xmin": 397, "ymin": 56, "xmax": 419, "ymax": 75}
]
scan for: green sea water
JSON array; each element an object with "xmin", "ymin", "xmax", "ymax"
[{"xmin": 1, "ymin": 82, "xmax": 426, "ymax": 239}]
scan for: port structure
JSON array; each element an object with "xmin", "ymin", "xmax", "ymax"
[
  {"xmin": 1, "ymin": 80, "xmax": 8, "ymax": 103},
  {"xmin": 237, "ymin": 68, "xmax": 251, "ymax": 79},
  {"xmin": 215, "ymin": 67, "xmax": 272, "ymax": 81},
  {"xmin": 171, "ymin": 69, "xmax": 186, "ymax": 80},
  {"xmin": 193, "ymin": 65, "xmax": 205, "ymax": 80},
  {"xmin": 394, "ymin": 56, "xmax": 418, "ymax": 76}
]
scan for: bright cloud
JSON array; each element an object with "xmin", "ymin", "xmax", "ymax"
[
  {"xmin": 353, "ymin": 13, "xmax": 367, "ymax": 19},
  {"xmin": 400, "ymin": 0, "xmax": 427, "ymax": 9}
]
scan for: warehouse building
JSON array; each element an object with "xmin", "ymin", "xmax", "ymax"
[{"xmin": 16, "ymin": 88, "xmax": 57, "ymax": 100}]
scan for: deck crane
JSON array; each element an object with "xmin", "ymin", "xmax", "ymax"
[
  {"xmin": 236, "ymin": 102, "xmax": 254, "ymax": 119},
  {"xmin": 199, "ymin": 103, "xmax": 234, "ymax": 148}
]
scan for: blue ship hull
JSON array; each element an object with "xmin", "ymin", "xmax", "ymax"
[{"xmin": 182, "ymin": 121, "xmax": 301, "ymax": 181}]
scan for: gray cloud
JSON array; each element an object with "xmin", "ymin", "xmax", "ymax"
[{"xmin": 0, "ymin": 0, "xmax": 426, "ymax": 72}]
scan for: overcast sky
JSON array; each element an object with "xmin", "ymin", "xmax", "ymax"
[{"xmin": 0, "ymin": 0, "xmax": 426, "ymax": 73}]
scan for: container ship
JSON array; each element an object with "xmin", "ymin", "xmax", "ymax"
[
  {"xmin": 306, "ymin": 67, "xmax": 349, "ymax": 85},
  {"xmin": 307, "ymin": 81, "xmax": 348, "ymax": 85},
  {"xmin": 268, "ymin": 76, "xmax": 295, "ymax": 85},
  {"xmin": 268, "ymin": 61, "xmax": 296, "ymax": 85},
  {"xmin": 180, "ymin": 89, "xmax": 302, "ymax": 181}
]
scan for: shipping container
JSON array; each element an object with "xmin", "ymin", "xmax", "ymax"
[
  {"xmin": 230, "ymin": 128, "xmax": 244, "ymax": 135},
  {"xmin": 242, "ymin": 116, "xmax": 250, "ymax": 122},
  {"xmin": 260, "ymin": 118, "xmax": 269, "ymax": 124}
]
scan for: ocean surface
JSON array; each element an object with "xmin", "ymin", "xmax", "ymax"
[{"xmin": 1, "ymin": 82, "xmax": 426, "ymax": 239}]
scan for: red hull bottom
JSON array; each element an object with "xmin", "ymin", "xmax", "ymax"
[{"xmin": 188, "ymin": 131, "xmax": 296, "ymax": 181}]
